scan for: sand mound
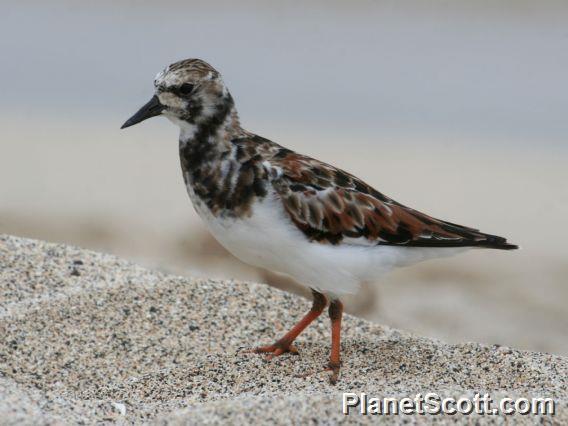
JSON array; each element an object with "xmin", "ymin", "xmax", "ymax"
[{"xmin": 1, "ymin": 235, "xmax": 566, "ymax": 424}]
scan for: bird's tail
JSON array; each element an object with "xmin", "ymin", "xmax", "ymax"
[
  {"xmin": 473, "ymin": 234, "xmax": 519, "ymax": 250},
  {"xmin": 439, "ymin": 220, "xmax": 519, "ymax": 250}
]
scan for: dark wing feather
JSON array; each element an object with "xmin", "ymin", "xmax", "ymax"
[{"xmin": 269, "ymin": 150, "xmax": 517, "ymax": 250}]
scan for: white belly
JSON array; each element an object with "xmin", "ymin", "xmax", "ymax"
[{"xmin": 189, "ymin": 190, "xmax": 467, "ymax": 297}]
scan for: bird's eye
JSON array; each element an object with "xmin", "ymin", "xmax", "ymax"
[{"xmin": 178, "ymin": 83, "xmax": 194, "ymax": 95}]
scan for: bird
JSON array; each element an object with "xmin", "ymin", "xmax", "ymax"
[{"xmin": 121, "ymin": 58, "xmax": 518, "ymax": 384}]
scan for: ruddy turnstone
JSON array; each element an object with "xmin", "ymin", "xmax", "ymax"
[{"xmin": 122, "ymin": 58, "xmax": 518, "ymax": 384}]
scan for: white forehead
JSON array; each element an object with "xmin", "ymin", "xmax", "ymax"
[
  {"xmin": 154, "ymin": 66, "xmax": 216, "ymax": 88},
  {"xmin": 154, "ymin": 66, "xmax": 177, "ymax": 86}
]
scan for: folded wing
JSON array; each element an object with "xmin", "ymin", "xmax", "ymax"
[{"xmin": 269, "ymin": 150, "xmax": 517, "ymax": 250}]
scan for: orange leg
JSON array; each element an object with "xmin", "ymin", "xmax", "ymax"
[
  {"xmin": 251, "ymin": 290, "xmax": 327, "ymax": 359},
  {"xmin": 327, "ymin": 299, "xmax": 343, "ymax": 384}
]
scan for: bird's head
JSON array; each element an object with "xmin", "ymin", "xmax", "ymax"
[{"xmin": 121, "ymin": 58, "xmax": 233, "ymax": 131}]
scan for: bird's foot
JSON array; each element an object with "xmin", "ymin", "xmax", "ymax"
[
  {"xmin": 326, "ymin": 361, "xmax": 341, "ymax": 385},
  {"xmin": 296, "ymin": 361, "xmax": 341, "ymax": 384},
  {"xmin": 245, "ymin": 340, "xmax": 299, "ymax": 360}
]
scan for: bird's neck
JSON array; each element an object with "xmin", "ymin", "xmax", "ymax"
[
  {"xmin": 178, "ymin": 94, "xmax": 245, "ymax": 169},
  {"xmin": 177, "ymin": 95, "xmax": 268, "ymax": 218},
  {"xmin": 178, "ymin": 94, "xmax": 251, "ymax": 218}
]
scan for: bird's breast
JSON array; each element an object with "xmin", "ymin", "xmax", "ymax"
[{"xmin": 180, "ymin": 151, "xmax": 270, "ymax": 220}]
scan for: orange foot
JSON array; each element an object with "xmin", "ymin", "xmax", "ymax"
[
  {"xmin": 296, "ymin": 362, "xmax": 341, "ymax": 384},
  {"xmin": 327, "ymin": 361, "xmax": 340, "ymax": 385},
  {"xmin": 247, "ymin": 341, "xmax": 299, "ymax": 360}
]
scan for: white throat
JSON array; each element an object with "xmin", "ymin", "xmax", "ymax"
[{"xmin": 165, "ymin": 114, "xmax": 198, "ymax": 141}]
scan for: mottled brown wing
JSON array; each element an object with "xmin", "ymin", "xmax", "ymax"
[{"xmin": 269, "ymin": 150, "xmax": 516, "ymax": 249}]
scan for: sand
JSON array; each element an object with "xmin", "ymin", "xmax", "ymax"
[{"xmin": 0, "ymin": 234, "xmax": 566, "ymax": 424}]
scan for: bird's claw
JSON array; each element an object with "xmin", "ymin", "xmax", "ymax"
[
  {"xmin": 295, "ymin": 362, "xmax": 341, "ymax": 384},
  {"xmin": 244, "ymin": 342, "xmax": 299, "ymax": 359},
  {"xmin": 326, "ymin": 362, "xmax": 340, "ymax": 385}
]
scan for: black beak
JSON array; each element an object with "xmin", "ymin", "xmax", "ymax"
[{"xmin": 121, "ymin": 95, "xmax": 164, "ymax": 129}]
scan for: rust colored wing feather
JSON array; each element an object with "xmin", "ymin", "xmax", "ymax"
[{"xmin": 268, "ymin": 149, "xmax": 517, "ymax": 249}]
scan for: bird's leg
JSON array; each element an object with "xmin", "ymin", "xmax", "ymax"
[
  {"xmin": 251, "ymin": 290, "xmax": 327, "ymax": 359},
  {"xmin": 327, "ymin": 299, "xmax": 344, "ymax": 384}
]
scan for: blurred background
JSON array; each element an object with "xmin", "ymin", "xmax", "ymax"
[{"xmin": 1, "ymin": 1, "xmax": 567, "ymax": 355}]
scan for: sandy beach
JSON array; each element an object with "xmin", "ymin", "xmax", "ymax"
[{"xmin": 1, "ymin": 235, "xmax": 566, "ymax": 423}]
